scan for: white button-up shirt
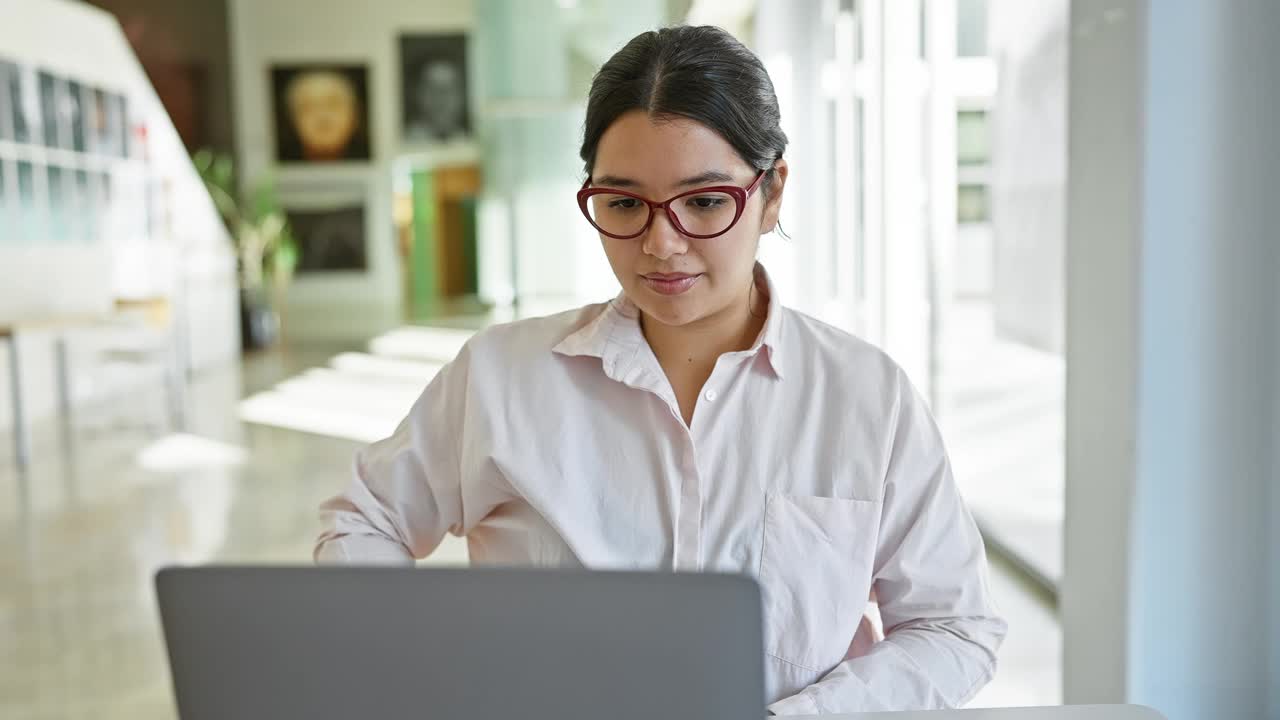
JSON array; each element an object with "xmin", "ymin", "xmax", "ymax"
[{"xmin": 316, "ymin": 265, "xmax": 1006, "ymax": 715}]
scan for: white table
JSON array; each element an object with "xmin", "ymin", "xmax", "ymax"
[
  {"xmin": 798, "ymin": 706, "xmax": 1163, "ymax": 719},
  {"xmin": 3, "ymin": 303, "xmax": 185, "ymax": 472},
  {"xmin": 1, "ymin": 319, "xmax": 86, "ymax": 471}
]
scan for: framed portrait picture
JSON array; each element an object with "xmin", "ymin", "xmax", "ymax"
[
  {"xmin": 288, "ymin": 202, "xmax": 367, "ymax": 273},
  {"xmin": 271, "ymin": 64, "xmax": 371, "ymax": 163},
  {"xmin": 400, "ymin": 34, "xmax": 470, "ymax": 144}
]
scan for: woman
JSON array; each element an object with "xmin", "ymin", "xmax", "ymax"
[{"xmin": 316, "ymin": 25, "xmax": 1006, "ymax": 715}]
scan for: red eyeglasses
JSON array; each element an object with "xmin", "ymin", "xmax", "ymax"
[{"xmin": 577, "ymin": 170, "xmax": 766, "ymax": 240}]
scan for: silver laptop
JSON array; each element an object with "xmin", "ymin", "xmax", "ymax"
[{"xmin": 156, "ymin": 566, "xmax": 765, "ymax": 720}]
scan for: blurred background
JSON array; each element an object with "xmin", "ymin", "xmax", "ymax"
[{"xmin": 0, "ymin": 1, "xmax": 1275, "ymax": 719}]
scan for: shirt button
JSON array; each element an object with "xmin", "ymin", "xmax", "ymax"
[{"xmin": 704, "ymin": 389, "xmax": 718, "ymax": 402}]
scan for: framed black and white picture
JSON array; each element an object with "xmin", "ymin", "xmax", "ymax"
[
  {"xmin": 272, "ymin": 64, "xmax": 371, "ymax": 163},
  {"xmin": 288, "ymin": 203, "xmax": 367, "ymax": 273},
  {"xmin": 399, "ymin": 34, "xmax": 470, "ymax": 144}
]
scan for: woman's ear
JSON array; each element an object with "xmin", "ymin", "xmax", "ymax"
[{"xmin": 759, "ymin": 158, "xmax": 789, "ymax": 234}]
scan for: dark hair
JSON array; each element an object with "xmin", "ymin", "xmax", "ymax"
[{"xmin": 580, "ymin": 25, "xmax": 788, "ymax": 201}]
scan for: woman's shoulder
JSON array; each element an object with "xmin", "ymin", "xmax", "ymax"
[
  {"xmin": 777, "ymin": 305, "xmax": 915, "ymax": 408},
  {"xmin": 780, "ymin": 306, "xmax": 900, "ymax": 374}
]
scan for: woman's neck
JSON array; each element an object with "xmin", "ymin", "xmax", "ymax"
[{"xmin": 641, "ymin": 279, "xmax": 768, "ymax": 376}]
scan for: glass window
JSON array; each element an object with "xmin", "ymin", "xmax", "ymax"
[
  {"xmin": 68, "ymin": 80, "xmax": 86, "ymax": 152},
  {"xmin": 17, "ymin": 160, "xmax": 42, "ymax": 241},
  {"xmin": 838, "ymin": 0, "xmax": 863, "ymax": 63},
  {"xmin": 17, "ymin": 160, "xmax": 34, "ymax": 201},
  {"xmin": 828, "ymin": 99, "xmax": 840, "ymax": 293},
  {"xmin": 90, "ymin": 170, "xmax": 112, "ymax": 243},
  {"xmin": 39, "ymin": 70, "xmax": 61, "ymax": 148},
  {"xmin": 96, "ymin": 170, "xmax": 111, "ymax": 208},
  {"xmin": 851, "ymin": 97, "xmax": 867, "ymax": 303},
  {"xmin": 918, "ymin": 0, "xmax": 928, "ymax": 59},
  {"xmin": 4, "ymin": 60, "xmax": 30, "ymax": 143},
  {"xmin": 957, "ymin": 183, "xmax": 990, "ymax": 224},
  {"xmin": 0, "ymin": 160, "xmax": 10, "ymax": 243},
  {"xmin": 111, "ymin": 92, "xmax": 129, "ymax": 158},
  {"xmin": 73, "ymin": 169, "xmax": 92, "ymax": 242},
  {"xmin": 48, "ymin": 165, "xmax": 71, "ymax": 242},
  {"xmin": 957, "ymin": 0, "xmax": 988, "ymax": 58},
  {"xmin": 87, "ymin": 87, "xmax": 108, "ymax": 154},
  {"xmin": 957, "ymin": 109, "xmax": 990, "ymax": 166},
  {"xmin": 0, "ymin": 60, "xmax": 12, "ymax": 141}
]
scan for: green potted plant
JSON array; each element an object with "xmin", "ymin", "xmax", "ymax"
[{"xmin": 193, "ymin": 150, "xmax": 300, "ymax": 350}]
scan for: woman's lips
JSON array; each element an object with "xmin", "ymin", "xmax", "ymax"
[{"xmin": 641, "ymin": 273, "xmax": 702, "ymax": 296}]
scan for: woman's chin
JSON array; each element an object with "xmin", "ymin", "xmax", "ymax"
[{"xmin": 634, "ymin": 297, "xmax": 708, "ymax": 329}]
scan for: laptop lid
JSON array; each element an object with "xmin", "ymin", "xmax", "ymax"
[{"xmin": 156, "ymin": 566, "xmax": 765, "ymax": 720}]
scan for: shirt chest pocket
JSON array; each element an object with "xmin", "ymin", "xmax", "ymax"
[{"xmin": 758, "ymin": 493, "xmax": 882, "ymax": 672}]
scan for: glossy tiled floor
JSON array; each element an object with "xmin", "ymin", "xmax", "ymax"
[{"xmin": 0, "ymin": 343, "xmax": 1058, "ymax": 719}]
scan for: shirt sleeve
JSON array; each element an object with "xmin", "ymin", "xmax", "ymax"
[
  {"xmin": 313, "ymin": 343, "xmax": 498, "ymax": 564},
  {"xmin": 767, "ymin": 370, "xmax": 1008, "ymax": 714}
]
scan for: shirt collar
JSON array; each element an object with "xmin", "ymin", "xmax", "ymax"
[{"xmin": 552, "ymin": 262, "xmax": 788, "ymax": 381}]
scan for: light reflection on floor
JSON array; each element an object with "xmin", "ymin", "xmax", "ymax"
[{"xmin": 237, "ymin": 334, "xmax": 453, "ymax": 444}]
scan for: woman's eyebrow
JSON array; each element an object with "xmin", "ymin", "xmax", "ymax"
[
  {"xmin": 593, "ymin": 170, "xmax": 735, "ymax": 189},
  {"xmin": 593, "ymin": 174, "xmax": 638, "ymax": 188},
  {"xmin": 676, "ymin": 170, "xmax": 734, "ymax": 187}
]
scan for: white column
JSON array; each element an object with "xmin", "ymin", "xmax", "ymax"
[
  {"xmin": 924, "ymin": 0, "xmax": 957, "ymax": 412},
  {"xmin": 1063, "ymin": 1, "xmax": 1280, "ymax": 717},
  {"xmin": 1062, "ymin": 0, "xmax": 1145, "ymax": 703},
  {"xmin": 871, "ymin": 0, "xmax": 932, "ymax": 399},
  {"xmin": 752, "ymin": 0, "xmax": 831, "ymax": 315},
  {"xmin": 858, "ymin": 0, "xmax": 885, "ymax": 343}
]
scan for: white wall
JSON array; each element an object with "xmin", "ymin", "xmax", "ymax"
[
  {"xmin": 1064, "ymin": 1, "xmax": 1280, "ymax": 717},
  {"xmin": 0, "ymin": 0, "xmax": 236, "ymax": 442},
  {"xmin": 227, "ymin": 0, "xmax": 475, "ymax": 343}
]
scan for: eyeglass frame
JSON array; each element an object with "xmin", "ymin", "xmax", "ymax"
[{"xmin": 576, "ymin": 169, "xmax": 768, "ymax": 240}]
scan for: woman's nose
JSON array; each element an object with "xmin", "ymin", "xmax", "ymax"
[{"xmin": 641, "ymin": 210, "xmax": 689, "ymax": 260}]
